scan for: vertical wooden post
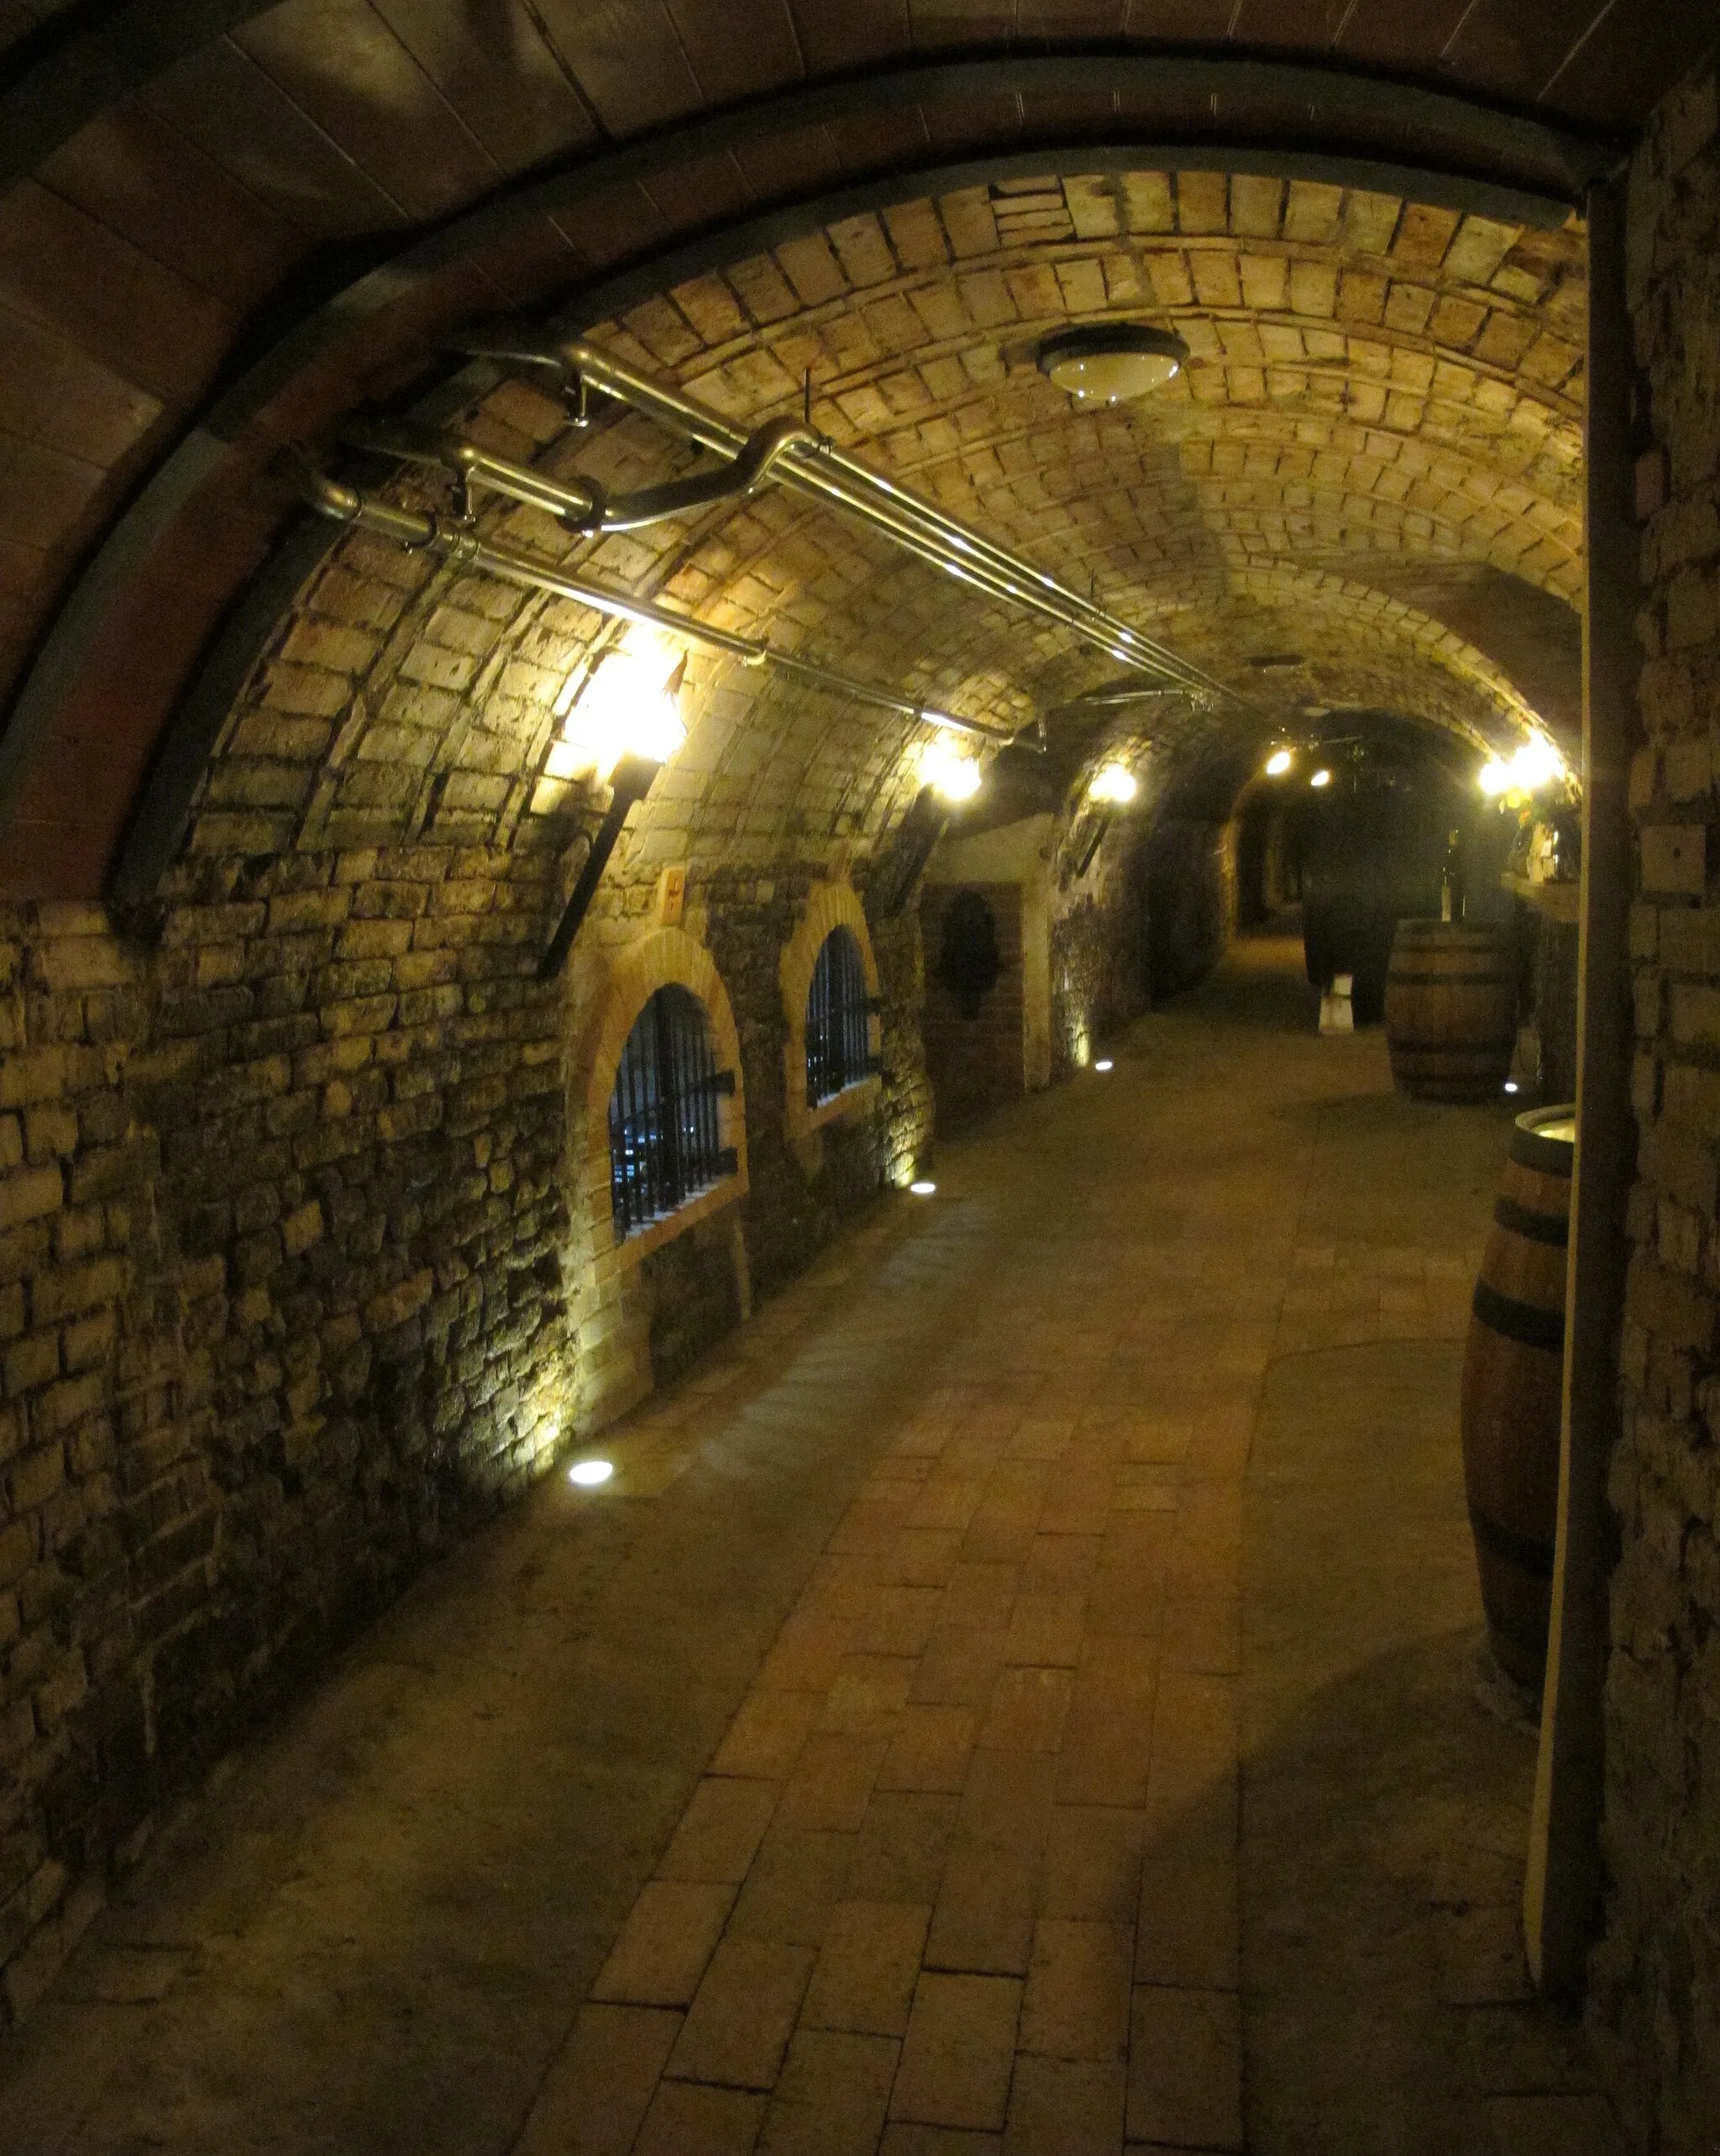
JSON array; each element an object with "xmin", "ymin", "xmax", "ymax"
[{"xmin": 1523, "ymin": 178, "xmax": 1640, "ymax": 2001}]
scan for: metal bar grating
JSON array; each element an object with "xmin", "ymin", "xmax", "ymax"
[
  {"xmin": 611, "ymin": 985, "xmax": 732, "ymax": 1236},
  {"xmin": 806, "ymin": 927, "xmax": 872, "ymax": 1106}
]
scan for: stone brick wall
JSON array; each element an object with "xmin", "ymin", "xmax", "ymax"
[
  {"xmin": 1590, "ymin": 59, "xmax": 1720, "ymax": 2153},
  {"xmin": 0, "ymin": 867, "xmax": 568, "ymax": 2026},
  {"xmin": 921, "ymin": 883, "xmax": 1028, "ymax": 1120}
]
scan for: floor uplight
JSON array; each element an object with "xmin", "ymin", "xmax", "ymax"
[
  {"xmin": 1309, "ymin": 768, "xmax": 1332, "ymax": 789},
  {"xmin": 1503, "ymin": 1082, "xmax": 1519, "ymax": 1094},
  {"xmin": 910, "ymin": 1180, "xmax": 937, "ymax": 1196},
  {"xmin": 569, "ymin": 1460, "xmax": 614, "ymax": 1487},
  {"xmin": 1094, "ymin": 1058, "xmax": 1114, "ymax": 1072}
]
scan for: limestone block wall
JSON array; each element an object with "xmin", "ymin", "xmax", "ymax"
[
  {"xmin": 0, "ymin": 863, "xmax": 569, "ymax": 2024},
  {"xmin": 1592, "ymin": 58, "xmax": 1720, "ymax": 2152}
]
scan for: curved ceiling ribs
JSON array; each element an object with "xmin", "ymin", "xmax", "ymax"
[{"xmin": 0, "ymin": 3, "xmax": 1664, "ymax": 894}]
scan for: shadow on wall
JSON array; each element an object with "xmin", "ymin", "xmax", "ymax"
[{"xmin": 1141, "ymin": 817, "xmax": 1239, "ymax": 1003}]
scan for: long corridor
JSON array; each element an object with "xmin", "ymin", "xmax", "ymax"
[{"xmin": 0, "ymin": 936, "xmax": 1620, "ymax": 2154}]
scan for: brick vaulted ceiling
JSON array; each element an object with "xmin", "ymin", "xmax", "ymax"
[{"xmin": 0, "ymin": 1, "xmax": 1713, "ymax": 895}]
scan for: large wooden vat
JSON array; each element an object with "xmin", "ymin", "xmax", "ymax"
[
  {"xmin": 1460, "ymin": 1105, "xmax": 1574, "ymax": 1689},
  {"xmin": 1384, "ymin": 920, "xmax": 1517, "ymax": 1101}
]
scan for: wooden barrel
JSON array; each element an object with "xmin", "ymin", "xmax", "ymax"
[
  {"xmin": 1384, "ymin": 920, "xmax": 1517, "ymax": 1100},
  {"xmin": 1460, "ymin": 1105, "xmax": 1574, "ymax": 1689}
]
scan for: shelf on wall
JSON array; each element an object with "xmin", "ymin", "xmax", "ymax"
[{"xmin": 1501, "ymin": 873, "xmax": 1581, "ymax": 924}]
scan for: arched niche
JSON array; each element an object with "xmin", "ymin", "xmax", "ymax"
[{"xmin": 779, "ymin": 881, "xmax": 883, "ymax": 1178}]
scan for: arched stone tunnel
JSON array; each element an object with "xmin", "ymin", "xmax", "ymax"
[{"xmin": 0, "ymin": 8, "xmax": 1717, "ymax": 2152}]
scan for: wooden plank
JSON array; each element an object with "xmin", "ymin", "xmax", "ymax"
[
  {"xmin": 1335, "ymin": 0, "xmax": 1476, "ymax": 72},
  {"xmin": 910, "ymin": 3, "xmax": 1016, "ymax": 50},
  {"xmin": 1120, "ymin": 0, "xmax": 1234, "ymax": 37},
  {"xmin": 0, "ymin": 302, "xmax": 162, "ymax": 468},
  {"xmin": 733, "ymin": 123, "xmax": 843, "ymax": 202},
  {"xmin": 367, "ymin": 0, "xmax": 598, "ymax": 173},
  {"xmin": 664, "ymin": 0, "xmax": 805, "ymax": 105},
  {"xmin": 1229, "ymin": 0, "xmax": 1350, "ymax": 47},
  {"xmin": 233, "ymin": 0, "xmax": 501, "ymax": 222},
  {"xmin": 1438, "ymin": 0, "xmax": 1612, "ymax": 108},
  {"xmin": 528, "ymin": 0, "xmax": 704, "ymax": 134},
  {"xmin": 0, "ymin": 179, "xmax": 235, "ymax": 404},
  {"xmin": 789, "ymin": 0, "xmax": 910, "ymax": 70},
  {"xmin": 643, "ymin": 151, "xmax": 754, "ymax": 237},
  {"xmin": 39, "ymin": 97, "xmax": 307, "ymax": 306},
  {"xmin": 143, "ymin": 35, "xmax": 405, "ymax": 237},
  {"xmin": 1535, "ymin": 0, "xmax": 1719, "ymax": 129}
]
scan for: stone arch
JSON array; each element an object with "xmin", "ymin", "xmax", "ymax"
[
  {"xmin": 569, "ymin": 923, "xmax": 749, "ymax": 1429},
  {"xmin": 779, "ymin": 880, "xmax": 884, "ymax": 1176}
]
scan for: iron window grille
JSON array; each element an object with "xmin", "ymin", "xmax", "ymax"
[
  {"xmin": 805, "ymin": 926, "xmax": 877, "ymax": 1106},
  {"xmin": 610, "ymin": 985, "xmax": 737, "ymax": 1238}
]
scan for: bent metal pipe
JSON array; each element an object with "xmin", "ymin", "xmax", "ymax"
[{"xmin": 291, "ymin": 457, "xmax": 1038, "ymax": 752}]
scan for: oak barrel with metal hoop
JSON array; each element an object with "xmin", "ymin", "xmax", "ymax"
[
  {"xmin": 1384, "ymin": 919, "xmax": 1517, "ymax": 1101},
  {"xmin": 1460, "ymin": 1105, "xmax": 1574, "ymax": 1689}
]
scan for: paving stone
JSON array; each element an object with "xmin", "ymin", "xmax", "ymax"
[
  {"xmin": 1135, "ymin": 1861, "xmax": 1239, "ymax": 1991},
  {"xmin": 665, "ymin": 1934, "xmax": 815, "ymax": 2090},
  {"xmin": 656, "ymin": 1777, "xmax": 782, "ymax": 1884},
  {"xmin": 880, "ymin": 1703, "xmax": 980, "ymax": 1792},
  {"xmin": 1020, "ymin": 1918, "xmax": 1132, "ymax": 2063},
  {"xmin": 1003, "ymin": 2055, "xmax": 1127, "ymax": 2155},
  {"xmin": 780, "ymin": 1733, "xmax": 892, "ymax": 1832},
  {"xmin": 727, "ymin": 1827, "xmax": 857, "ymax": 1948},
  {"xmin": 802, "ymin": 1899, "xmax": 930, "ymax": 2038},
  {"xmin": 845, "ymin": 1791, "xmax": 962, "ymax": 1905},
  {"xmin": 632, "ymin": 2079, "xmax": 768, "ymax": 2154},
  {"xmin": 890, "ymin": 1971, "xmax": 1024, "ymax": 2132},
  {"xmin": 1125, "ymin": 1986, "xmax": 1243, "ymax": 2152},
  {"xmin": 514, "ymin": 2003, "xmax": 681, "ymax": 2155},
  {"xmin": 759, "ymin": 2028, "xmax": 899, "ymax": 2154},
  {"xmin": 710, "ymin": 1691, "xmax": 825, "ymax": 1779},
  {"xmin": 1040, "ymin": 1807, "xmax": 1148, "ymax": 1924},
  {"xmin": 590, "ymin": 1881, "xmax": 737, "ymax": 2007}
]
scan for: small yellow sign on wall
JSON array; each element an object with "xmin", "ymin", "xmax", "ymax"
[{"xmin": 657, "ymin": 865, "xmax": 687, "ymax": 927}]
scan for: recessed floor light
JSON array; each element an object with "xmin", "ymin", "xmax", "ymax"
[
  {"xmin": 569, "ymin": 1460, "xmax": 614, "ymax": 1487},
  {"xmin": 910, "ymin": 1180, "xmax": 936, "ymax": 1196},
  {"xmin": 1094, "ymin": 1058, "xmax": 1114, "ymax": 1072},
  {"xmin": 1503, "ymin": 1082, "xmax": 1519, "ymax": 1094}
]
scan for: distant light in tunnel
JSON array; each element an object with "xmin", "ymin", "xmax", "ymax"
[
  {"xmin": 910, "ymin": 1180, "xmax": 937, "ymax": 1196},
  {"xmin": 1504, "ymin": 1082, "xmax": 1520, "ymax": 1094},
  {"xmin": 1265, "ymin": 749, "xmax": 1293, "ymax": 776},
  {"xmin": 1089, "ymin": 763, "xmax": 1137, "ymax": 805},
  {"xmin": 569, "ymin": 1460, "xmax": 614, "ymax": 1487},
  {"xmin": 1094, "ymin": 1058, "xmax": 1114, "ymax": 1073},
  {"xmin": 1310, "ymin": 768, "xmax": 1332, "ymax": 789}
]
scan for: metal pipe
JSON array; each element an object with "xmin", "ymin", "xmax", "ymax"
[
  {"xmin": 453, "ymin": 328, "xmax": 1254, "ymax": 709},
  {"xmin": 292, "ymin": 459, "xmax": 1028, "ymax": 748}
]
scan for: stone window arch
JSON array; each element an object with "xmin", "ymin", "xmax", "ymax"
[
  {"xmin": 576, "ymin": 928, "xmax": 748, "ymax": 1267},
  {"xmin": 608, "ymin": 985, "xmax": 737, "ymax": 1239},
  {"xmin": 780, "ymin": 883, "xmax": 882, "ymax": 1175}
]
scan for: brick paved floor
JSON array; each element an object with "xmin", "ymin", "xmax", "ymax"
[{"xmin": 0, "ymin": 933, "xmax": 1623, "ymax": 2153}]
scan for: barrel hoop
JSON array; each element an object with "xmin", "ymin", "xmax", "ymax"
[
  {"xmin": 1391, "ymin": 1043, "xmax": 1513, "ymax": 1060},
  {"xmin": 1468, "ymin": 1502, "xmax": 1555, "ymax": 1582},
  {"xmin": 1471, "ymin": 1278, "xmax": 1565, "ymax": 1351},
  {"xmin": 1493, "ymin": 1195, "xmax": 1570, "ymax": 1247},
  {"xmin": 1511, "ymin": 1126, "xmax": 1576, "ymax": 1178},
  {"xmin": 1387, "ymin": 970, "xmax": 1511, "ymax": 987}
]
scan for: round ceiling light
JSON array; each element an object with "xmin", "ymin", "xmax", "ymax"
[{"xmin": 1036, "ymin": 324, "xmax": 1189, "ymax": 404}]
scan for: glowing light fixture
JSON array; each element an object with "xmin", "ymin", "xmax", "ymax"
[
  {"xmin": 1088, "ymin": 763, "xmax": 1138, "ymax": 805},
  {"xmin": 1481, "ymin": 734, "xmax": 1568, "ymax": 797},
  {"xmin": 1094, "ymin": 1058, "xmax": 1114, "ymax": 1073},
  {"xmin": 1310, "ymin": 768, "xmax": 1332, "ymax": 789},
  {"xmin": 910, "ymin": 1179, "xmax": 937, "ymax": 1196},
  {"xmin": 552, "ymin": 638, "xmax": 687, "ymax": 784},
  {"xmin": 920, "ymin": 740, "xmax": 982, "ymax": 801},
  {"xmin": 569, "ymin": 1459, "xmax": 614, "ymax": 1487},
  {"xmin": 1036, "ymin": 323, "xmax": 1189, "ymax": 404},
  {"xmin": 1479, "ymin": 758, "xmax": 1512, "ymax": 795},
  {"xmin": 537, "ymin": 637, "xmax": 689, "ymax": 979},
  {"xmin": 1503, "ymin": 1082, "xmax": 1520, "ymax": 1095},
  {"xmin": 1265, "ymin": 748, "xmax": 1293, "ymax": 777}
]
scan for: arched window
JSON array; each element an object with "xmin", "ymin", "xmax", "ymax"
[
  {"xmin": 805, "ymin": 926, "xmax": 873, "ymax": 1106},
  {"xmin": 610, "ymin": 986, "xmax": 737, "ymax": 1237}
]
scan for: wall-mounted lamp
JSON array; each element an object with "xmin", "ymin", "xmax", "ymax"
[
  {"xmin": 1309, "ymin": 768, "xmax": 1332, "ymax": 789},
  {"xmin": 1088, "ymin": 763, "xmax": 1137, "ymax": 805},
  {"xmin": 1479, "ymin": 734, "xmax": 1567, "ymax": 797},
  {"xmin": 920, "ymin": 740, "xmax": 982, "ymax": 802},
  {"xmin": 1070, "ymin": 763, "xmax": 1139, "ymax": 878},
  {"xmin": 536, "ymin": 646, "xmax": 688, "ymax": 979},
  {"xmin": 1037, "ymin": 323, "xmax": 1189, "ymax": 404},
  {"xmin": 1264, "ymin": 748, "xmax": 1293, "ymax": 777}
]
